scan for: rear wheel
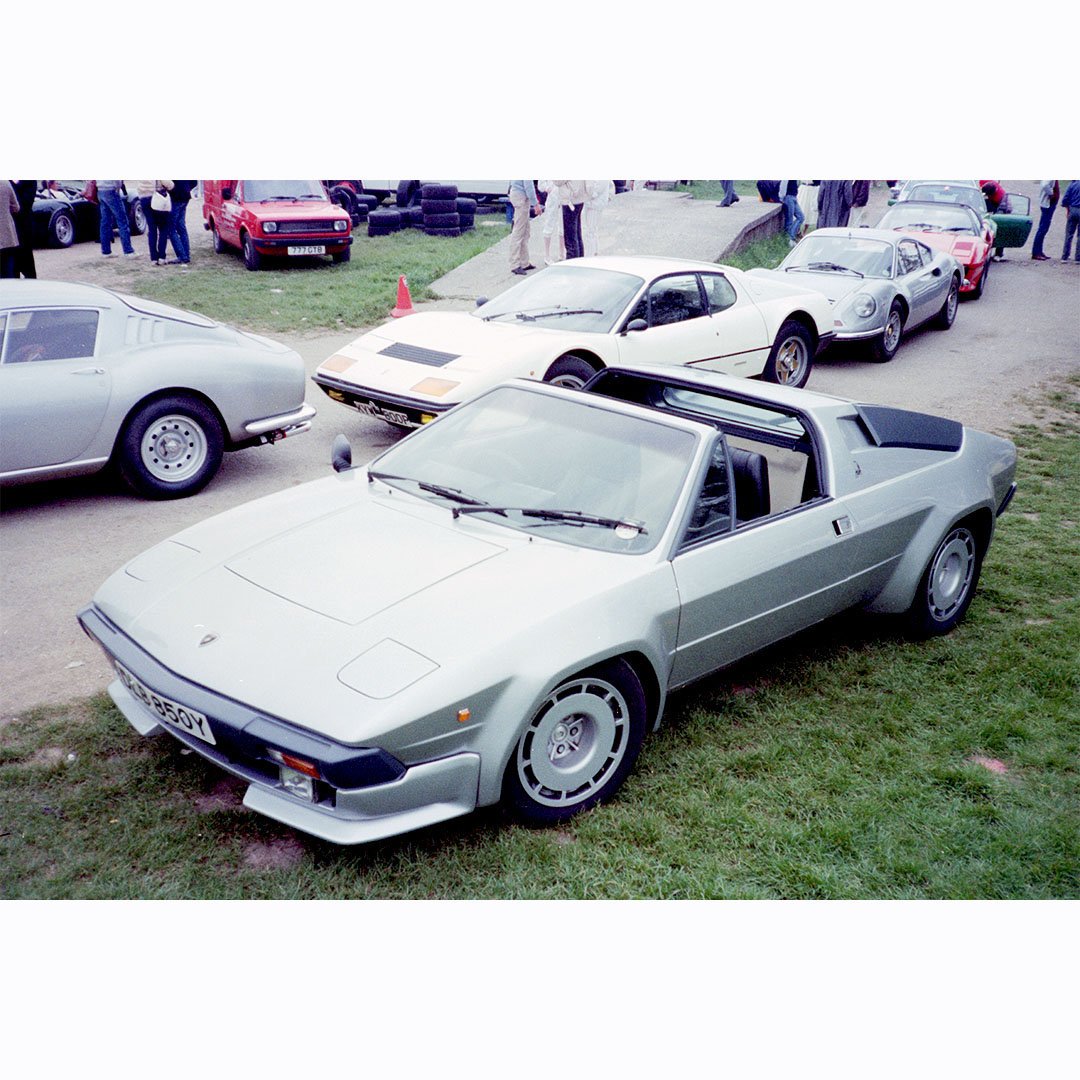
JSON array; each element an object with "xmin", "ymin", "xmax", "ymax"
[
  {"xmin": 762, "ymin": 319, "xmax": 813, "ymax": 387},
  {"xmin": 503, "ymin": 659, "xmax": 647, "ymax": 826},
  {"xmin": 117, "ymin": 396, "xmax": 224, "ymax": 499},
  {"xmin": 543, "ymin": 353, "xmax": 597, "ymax": 389},
  {"xmin": 934, "ymin": 275, "xmax": 960, "ymax": 329},
  {"xmin": 904, "ymin": 523, "xmax": 984, "ymax": 637},
  {"xmin": 130, "ymin": 198, "xmax": 147, "ymax": 236},
  {"xmin": 971, "ymin": 257, "xmax": 989, "ymax": 299},
  {"xmin": 870, "ymin": 300, "xmax": 904, "ymax": 362}
]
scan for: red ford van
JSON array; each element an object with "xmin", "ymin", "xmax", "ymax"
[{"xmin": 202, "ymin": 180, "xmax": 352, "ymax": 270}]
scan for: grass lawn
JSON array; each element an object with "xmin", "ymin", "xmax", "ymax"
[
  {"xmin": 2, "ymin": 378, "xmax": 1076, "ymax": 900},
  {"xmin": 128, "ymin": 220, "xmax": 510, "ymax": 333}
]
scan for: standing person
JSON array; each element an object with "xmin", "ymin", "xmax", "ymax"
[
  {"xmin": 850, "ymin": 180, "xmax": 871, "ymax": 226},
  {"xmin": 168, "ymin": 180, "xmax": 197, "ymax": 265},
  {"xmin": 557, "ymin": 181, "xmax": 586, "ymax": 260},
  {"xmin": 149, "ymin": 181, "xmax": 174, "ymax": 265},
  {"xmin": 582, "ymin": 179, "xmax": 615, "ymax": 257},
  {"xmin": 1061, "ymin": 180, "xmax": 1080, "ymax": 262},
  {"xmin": 137, "ymin": 180, "xmax": 164, "ymax": 264},
  {"xmin": 817, "ymin": 180, "xmax": 854, "ymax": 229},
  {"xmin": 97, "ymin": 180, "xmax": 137, "ymax": 257},
  {"xmin": 1031, "ymin": 180, "xmax": 1060, "ymax": 261},
  {"xmin": 537, "ymin": 180, "xmax": 564, "ymax": 265},
  {"xmin": 0, "ymin": 180, "xmax": 20, "ymax": 278},
  {"xmin": 778, "ymin": 180, "xmax": 804, "ymax": 245},
  {"xmin": 11, "ymin": 181, "xmax": 37, "ymax": 278},
  {"xmin": 716, "ymin": 180, "xmax": 739, "ymax": 207},
  {"xmin": 508, "ymin": 180, "xmax": 539, "ymax": 275}
]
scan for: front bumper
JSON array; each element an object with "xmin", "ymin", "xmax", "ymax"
[
  {"xmin": 831, "ymin": 325, "xmax": 884, "ymax": 343},
  {"xmin": 253, "ymin": 235, "xmax": 352, "ymax": 253},
  {"xmin": 78, "ymin": 604, "xmax": 480, "ymax": 845},
  {"xmin": 312, "ymin": 372, "xmax": 457, "ymax": 429}
]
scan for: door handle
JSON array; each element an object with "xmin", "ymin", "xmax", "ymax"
[{"xmin": 72, "ymin": 367, "xmax": 105, "ymax": 375}]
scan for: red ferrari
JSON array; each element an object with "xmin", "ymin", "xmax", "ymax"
[{"xmin": 875, "ymin": 200, "xmax": 994, "ymax": 299}]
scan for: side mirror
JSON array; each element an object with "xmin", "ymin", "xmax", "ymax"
[
  {"xmin": 331, "ymin": 434, "xmax": 353, "ymax": 473},
  {"xmin": 475, "ymin": 296, "xmax": 488, "ymax": 308},
  {"xmin": 624, "ymin": 319, "xmax": 648, "ymax": 334},
  {"xmin": 222, "ymin": 186, "xmax": 233, "ymax": 201}
]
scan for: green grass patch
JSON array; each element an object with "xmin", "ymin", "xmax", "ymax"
[
  {"xmin": 128, "ymin": 222, "xmax": 509, "ymax": 333},
  {"xmin": 675, "ymin": 181, "xmax": 762, "ymax": 201},
  {"xmin": 3, "ymin": 380, "xmax": 1077, "ymax": 899}
]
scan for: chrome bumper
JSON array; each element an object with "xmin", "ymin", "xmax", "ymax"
[{"xmin": 244, "ymin": 402, "xmax": 317, "ymax": 438}]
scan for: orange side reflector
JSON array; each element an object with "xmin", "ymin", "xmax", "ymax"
[
  {"xmin": 281, "ymin": 753, "xmax": 320, "ymax": 778},
  {"xmin": 457, "ymin": 709, "xmax": 471, "ymax": 724}
]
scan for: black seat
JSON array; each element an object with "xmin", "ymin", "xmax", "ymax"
[{"xmin": 730, "ymin": 447, "xmax": 770, "ymax": 523}]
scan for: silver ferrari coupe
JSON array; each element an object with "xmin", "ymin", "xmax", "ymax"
[{"xmin": 79, "ymin": 364, "xmax": 1017, "ymax": 844}]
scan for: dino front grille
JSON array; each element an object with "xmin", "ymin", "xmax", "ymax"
[{"xmin": 378, "ymin": 342, "xmax": 461, "ymax": 367}]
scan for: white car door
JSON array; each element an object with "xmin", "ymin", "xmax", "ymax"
[{"xmin": 615, "ymin": 272, "xmax": 770, "ymax": 376}]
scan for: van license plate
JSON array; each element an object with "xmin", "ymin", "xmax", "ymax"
[{"xmin": 287, "ymin": 245, "xmax": 325, "ymax": 255}]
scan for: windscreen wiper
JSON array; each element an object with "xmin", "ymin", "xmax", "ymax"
[
  {"xmin": 805, "ymin": 261, "xmax": 864, "ymax": 277},
  {"xmin": 368, "ymin": 470, "xmax": 493, "ymax": 508},
  {"xmin": 515, "ymin": 308, "xmax": 603, "ymax": 322},
  {"xmin": 453, "ymin": 505, "xmax": 646, "ymax": 534}
]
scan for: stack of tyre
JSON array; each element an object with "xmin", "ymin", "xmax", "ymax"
[
  {"xmin": 456, "ymin": 197, "xmax": 476, "ymax": 232},
  {"xmin": 368, "ymin": 207, "xmax": 404, "ymax": 237},
  {"xmin": 421, "ymin": 184, "xmax": 461, "ymax": 237}
]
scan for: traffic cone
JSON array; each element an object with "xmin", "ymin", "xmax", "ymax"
[{"xmin": 391, "ymin": 274, "xmax": 415, "ymax": 318}]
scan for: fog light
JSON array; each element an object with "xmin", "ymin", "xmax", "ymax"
[
  {"xmin": 420, "ymin": 413, "xmax": 436, "ymax": 424},
  {"xmin": 279, "ymin": 765, "xmax": 315, "ymax": 802}
]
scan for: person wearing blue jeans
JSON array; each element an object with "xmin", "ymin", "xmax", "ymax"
[
  {"xmin": 779, "ymin": 179, "xmax": 804, "ymax": 245},
  {"xmin": 1060, "ymin": 180, "xmax": 1080, "ymax": 262},
  {"xmin": 717, "ymin": 180, "xmax": 739, "ymax": 207},
  {"xmin": 97, "ymin": 180, "xmax": 135, "ymax": 256},
  {"xmin": 1031, "ymin": 180, "xmax": 1059, "ymax": 260},
  {"xmin": 168, "ymin": 180, "xmax": 197, "ymax": 264}
]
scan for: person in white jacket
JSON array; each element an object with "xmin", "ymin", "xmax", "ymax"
[
  {"xmin": 582, "ymin": 179, "xmax": 615, "ymax": 257},
  {"xmin": 538, "ymin": 180, "xmax": 565, "ymax": 265}
]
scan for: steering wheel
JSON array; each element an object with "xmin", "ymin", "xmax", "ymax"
[{"xmin": 9, "ymin": 343, "xmax": 47, "ymax": 363}]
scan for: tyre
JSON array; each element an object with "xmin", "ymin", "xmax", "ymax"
[
  {"xmin": 396, "ymin": 180, "xmax": 419, "ymax": 208},
  {"xmin": 423, "ymin": 226, "xmax": 462, "ymax": 237},
  {"xmin": 241, "ymin": 232, "xmax": 262, "ymax": 271},
  {"xmin": 50, "ymin": 209, "xmax": 75, "ymax": 248},
  {"xmin": 117, "ymin": 396, "xmax": 224, "ymax": 500},
  {"xmin": 459, "ymin": 217, "xmax": 475, "ymax": 231},
  {"xmin": 455, "ymin": 197, "xmax": 477, "ymax": 215},
  {"xmin": 934, "ymin": 275, "xmax": 960, "ymax": 329},
  {"xmin": 369, "ymin": 209, "xmax": 403, "ymax": 232},
  {"xmin": 354, "ymin": 194, "xmax": 379, "ymax": 214},
  {"xmin": 330, "ymin": 185, "xmax": 356, "ymax": 217},
  {"xmin": 129, "ymin": 199, "xmax": 147, "ymax": 236},
  {"xmin": 543, "ymin": 353, "xmax": 598, "ymax": 389},
  {"xmin": 971, "ymin": 258, "xmax": 988, "ymax": 300},
  {"xmin": 761, "ymin": 319, "xmax": 813, "ymax": 387},
  {"xmin": 502, "ymin": 658, "xmax": 647, "ymax": 826},
  {"xmin": 869, "ymin": 300, "xmax": 904, "ymax": 362},
  {"xmin": 420, "ymin": 184, "xmax": 457, "ymax": 201},
  {"xmin": 368, "ymin": 224, "xmax": 393, "ymax": 237},
  {"xmin": 332, "ymin": 247, "xmax": 351, "ymax": 264},
  {"xmin": 423, "ymin": 212, "xmax": 460, "ymax": 229},
  {"xmin": 904, "ymin": 523, "xmax": 984, "ymax": 637},
  {"xmin": 402, "ymin": 206, "xmax": 424, "ymax": 227},
  {"xmin": 211, "ymin": 220, "xmax": 226, "ymax": 254},
  {"xmin": 420, "ymin": 199, "xmax": 457, "ymax": 215}
]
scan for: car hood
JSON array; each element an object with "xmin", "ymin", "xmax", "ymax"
[
  {"xmin": 93, "ymin": 474, "xmax": 646, "ymax": 743},
  {"xmin": 896, "ymin": 230, "xmax": 984, "ymax": 263},
  {"xmin": 750, "ymin": 268, "xmax": 865, "ymax": 305},
  {"xmin": 324, "ymin": 312, "xmax": 562, "ymax": 383}
]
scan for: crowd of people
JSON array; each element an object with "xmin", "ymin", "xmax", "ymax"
[
  {"xmin": 507, "ymin": 180, "xmax": 616, "ymax": 275},
  {"xmin": 0, "ymin": 179, "xmax": 198, "ymax": 278}
]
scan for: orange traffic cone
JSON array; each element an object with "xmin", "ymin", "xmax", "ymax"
[{"xmin": 391, "ymin": 274, "xmax": 415, "ymax": 318}]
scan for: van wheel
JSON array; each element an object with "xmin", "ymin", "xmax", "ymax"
[
  {"xmin": 211, "ymin": 220, "xmax": 226, "ymax": 254},
  {"xmin": 242, "ymin": 232, "xmax": 261, "ymax": 271}
]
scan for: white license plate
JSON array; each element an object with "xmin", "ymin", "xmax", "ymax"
[
  {"xmin": 353, "ymin": 401, "xmax": 411, "ymax": 426},
  {"xmin": 115, "ymin": 663, "xmax": 216, "ymax": 746},
  {"xmin": 287, "ymin": 245, "xmax": 325, "ymax": 255}
]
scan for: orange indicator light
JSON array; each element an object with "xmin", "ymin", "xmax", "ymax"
[
  {"xmin": 280, "ymin": 752, "xmax": 320, "ymax": 778},
  {"xmin": 457, "ymin": 709, "xmax": 471, "ymax": 724}
]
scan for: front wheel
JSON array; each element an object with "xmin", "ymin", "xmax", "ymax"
[
  {"xmin": 211, "ymin": 220, "xmax": 226, "ymax": 254},
  {"xmin": 543, "ymin": 353, "xmax": 597, "ymax": 389},
  {"xmin": 50, "ymin": 209, "xmax": 75, "ymax": 247},
  {"xmin": 503, "ymin": 659, "xmax": 647, "ymax": 826},
  {"xmin": 971, "ymin": 257, "xmax": 988, "ymax": 299},
  {"xmin": 130, "ymin": 198, "xmax": 147, "ymax": 236},
  {"xmin": 762, "ymin": 319, "xmax": 813, "ymax": 387},
  {"xmin": 117, "ymin": 396, "xmax": 224, "ymax": 499},
  {"xmin": 242, "ymin": 232, "xmax": 262, "ymax": 271},
  {"xmin": 934, "ymin": 275, "xmax": 960, "ymax": 329},
  {"xmin": 904, "ymin": 523, "xmax": 984, "ymax": 637},
  {"xmin": 870, "ymin": 300, "xmax": 904, "ymax": 362},
  {"xmin": 332, "ymin": 246, "xmax": 351, "ymax": 264}
]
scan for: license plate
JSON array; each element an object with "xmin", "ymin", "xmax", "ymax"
[
  {"xmin": 115, "ymin": 663, "xmax": 216, "ymax": 746},
  {"xmin": 353, "ymin": 400, "xmax": 411, "ymax": 426},
  {"xmin": 287, "ymin": 245, "xmax": 325, "ymax": 255}
]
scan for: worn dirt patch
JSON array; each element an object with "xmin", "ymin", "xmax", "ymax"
[
  {"xmin": 968, "ymin": 755, "xmax": 1009, "ymax": 775},
  {"xmin": 194, "ymin": 776, "xmax": 246, "ymax": 813},
  {"xmin": 242, "ymin": 835, "xmax": 306, "ymax": 871}
]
